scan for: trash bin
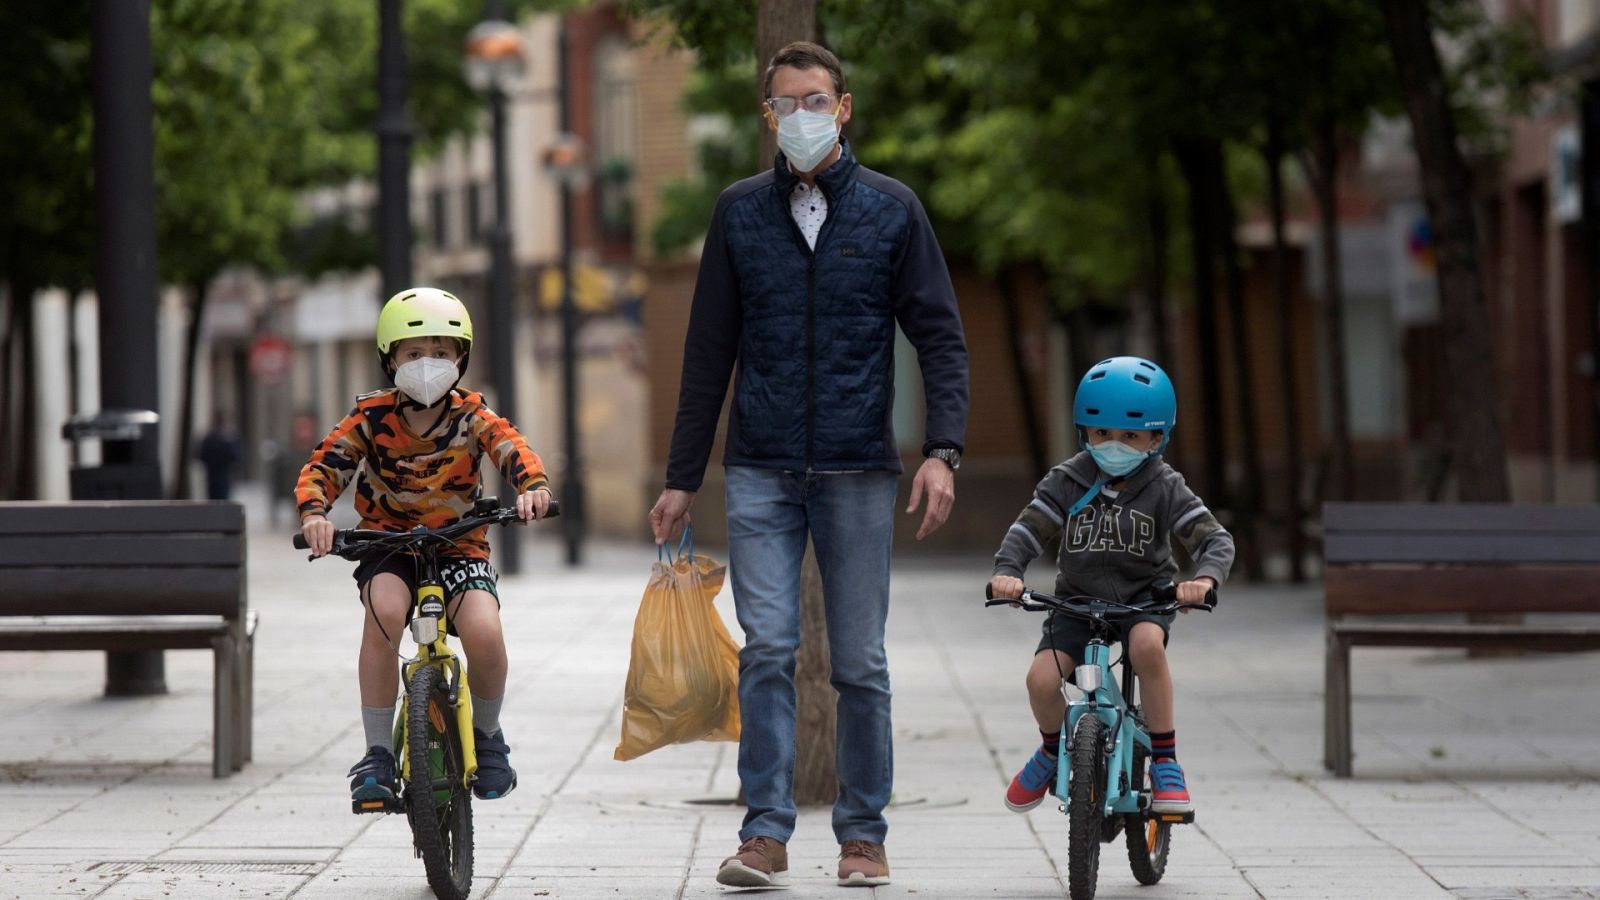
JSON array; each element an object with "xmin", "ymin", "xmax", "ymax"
[{"xmin": 62, "ymin": 409, "xmax": 167, "ymax": 696}]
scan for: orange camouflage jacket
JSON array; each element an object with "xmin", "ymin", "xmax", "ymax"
[{"xmin": 295, "ymin": 388, "xmax": 548, "ymax": 560}]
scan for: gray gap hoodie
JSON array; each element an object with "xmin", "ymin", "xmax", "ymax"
[{"xmin": 993, "ymin": 452, "xmax": 1234, "ymax": 602}]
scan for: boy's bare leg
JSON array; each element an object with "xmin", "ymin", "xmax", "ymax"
[
  {"xmin": 359, "ymin": 574, "xmax": 410, "ymax": 706},
  {"xmin": 1026, "ymin": 650, "xmax": 1077, "ymax": 732},
  {"xmin": 451, "ymin": 588, "xmax": 517, "ymax": 798},
  {"xmin": 451, "ymin": 589, "xmax": 507, "ymax": 700},
  {"xmin": 1127, "ymin": 621, "xmax": 1173, "ymax": 733}
]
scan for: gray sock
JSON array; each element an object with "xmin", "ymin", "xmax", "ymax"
[
  {"xmin": 471, "ymin": 693, "xmax": 503, "ymax": 736},
  {"xmin": 362, "ymin": 705, "xmax": 394, "ymax": 754}
]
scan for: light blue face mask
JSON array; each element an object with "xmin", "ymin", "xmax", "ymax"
[
  {"xmin": 777, "ymin": 107, "xmax": 841, "ymax": 173},
  {"xmin": 1088, "ymin": 440, "xmax": 1151, "ymax": 478}
]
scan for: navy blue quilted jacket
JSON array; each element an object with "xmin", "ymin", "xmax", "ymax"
[{"xmin": 665, "ymin": 141, "xmax": 969, "ymax": 491}]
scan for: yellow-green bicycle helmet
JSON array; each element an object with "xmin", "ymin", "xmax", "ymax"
[{"xmin": 375, "ymin": 287, "xmax": 474, "ymax": 378}]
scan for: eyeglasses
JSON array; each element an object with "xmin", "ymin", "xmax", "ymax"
[{"xmin": 764, "ymin": 92, "xmax": 838, "ymax": 119}]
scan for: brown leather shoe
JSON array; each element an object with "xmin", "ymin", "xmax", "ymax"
[
  {"xmin": 837, "ymin": 840, "xmax": 890, "ymax": 886},
  {"xmin": 717, "ymin": 835, "xmax": 789, "ymax": 887}
]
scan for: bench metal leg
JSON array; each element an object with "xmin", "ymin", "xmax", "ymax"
[
  {"xmin": 1325, "ymin": 629, "xmax": 1352, "ymax": 777},
  {"xmin": 212, "ymin": 636, "xmax": 236, "ymax": 779},
  {"xmin": 236, "ymin": 624, "xmax": 254, "ymax": 768}
]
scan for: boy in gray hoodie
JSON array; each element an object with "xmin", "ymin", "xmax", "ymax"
[{"xmin": 988, "ymin": 356, "xmax": 1233, "ymax": 815}]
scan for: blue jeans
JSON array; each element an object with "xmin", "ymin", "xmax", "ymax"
[{"xmin": 725, "ymin": 466, "xmax": 897, "ymax": 845}]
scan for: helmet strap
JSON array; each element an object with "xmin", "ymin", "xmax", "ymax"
[{"xmin": 1067, "ymin": 479, "xmax": 1105, "ymax": 519}]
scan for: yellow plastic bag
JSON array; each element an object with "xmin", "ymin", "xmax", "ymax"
[{"xmin": 614, "ymin": 529, "xmax": 741, "ymax": 761}]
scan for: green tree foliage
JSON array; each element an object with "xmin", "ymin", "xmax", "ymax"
[
  {"xmin": 632, "ymin": 0, "xmax": 1540, "ymax": 311},
  {"xmin": 0, "ymin": 1, "xmax": 94, "ymax": 290},
  {"xmin": 0, "ymin": 0, "xmax": 542, "ymax": 293}
]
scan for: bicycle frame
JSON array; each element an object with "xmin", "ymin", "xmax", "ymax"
[
  {"xmin": 986, "ymin": 582, "xmax": 1211, "ymax": 827},
  {"xmin": 393, "ymin": 568, "xmax": 478, "ymax": 791},
  {"xmin": 300, "ymin": 500, "xmax": 561, "ymax": 810},
  {"xmin": 1057, "ymin": 638, "xmax": 1150, "ymax": 819}
]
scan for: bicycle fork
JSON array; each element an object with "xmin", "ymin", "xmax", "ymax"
[{"xmin": 1055, "ymin": 643, "xmax": 1148, "ymax": 821}]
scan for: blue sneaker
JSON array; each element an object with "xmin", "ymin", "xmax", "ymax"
[
  {"xmin": 348, "ymin": 746, "xmax": 398, "ymax": 802},
  {"xmin": 1149, "ymin": 758, "xmax": 1193, "ymax": 813},
  {"xmin": 1005, "ymin": 745, "xmax": 1058, "ymax": 812},
  {"xmin": 472, "ymin": 729, "xmax": 517, "ymax": 800}
]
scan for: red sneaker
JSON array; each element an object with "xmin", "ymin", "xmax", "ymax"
[
  {"xmin": 1004, "ymin": 746, "xmax": 1058, "ymax": 812},
  {"xmin": 1149, "ymin": 758, "xmax": 1192, "ymax": 813}
]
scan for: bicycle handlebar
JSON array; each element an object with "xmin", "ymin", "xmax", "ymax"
[
  {"xmin": 293, "ymin": 500, "xmax": 561, "ymax": 556},
  {"xmin": 983, "ymin": 580, "xmax": 1215, "ymax": 616}
]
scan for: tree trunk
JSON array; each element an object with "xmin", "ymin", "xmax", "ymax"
[
  {"xmin": 14, "ymin": 280, "xmax": 39, "ymax": 500},
  {"xmin": 1300, "ymin": 116, "xmax": 1355, "ymax": 503},
  {"xmin": 1217, "ymin": 155, "xmax": 1266, "ymax": 581},
  {"xmin": 1378, "ymin": 0, "xmax": 1510, "ymax": 502},
  {"xmin": 0, "ymin": 284, "xmax": 16, "ymax": 499},
  {"xmin": 755, "ymin": 0, "xmax": 836, "ymax": 807},
  {"xmin": 1172, "ymin": 137, "xmax": 1230, "ymax": 508},
  {"xmin": 1145, "ymin": 156, "xmax": 1174, "ymax": 373},
  {"xmin": 172, "ymin": 280, "xmax": 210, "ymax": 500},
  {"xmin": 1265, "ymin": 120, "xmax": 1307, "ymax": 582},
  {"xmin": 1144, "ymin": 155, "xmax": 1177, "ymax": 469},
  {"xmin": 756, "ymin": 0, "xmax": 818, "ymax": 171},
  {"xmin": 1062, "ymin": 300, "xmax": 1094, "ymax": 406},
  {"xmin": 999, "ymin": 266, "xmax": 1049, "ymax": 476},
  {"xmin": 792, "ymin": 540, "xmax": 836, "ymax": 806}
]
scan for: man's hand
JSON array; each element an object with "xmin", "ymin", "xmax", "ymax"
[
  {"xmin": 300, "ymin": 514, "xmax": 335, "ymax": 558},
  {"xmin": 906, "ymin": 456, "xmax": 956, "ymax": 541},
  {"xmin": 1176, "ymin": 576, "xmax": 1216, "ymax": 613},
  {"xmin": 516, "ymin": 487, "xmax": 552, "ymax": 522},
  {"xmin": 649, "ymin": 488, "xmax": 695, "ymax": 545}
]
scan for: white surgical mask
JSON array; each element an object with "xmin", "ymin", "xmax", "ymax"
[
  {"xmin": 777, "ymin": 107, "xmax": 841, "ymax": 174},
  {"xmin": 394, "ymin": 357, "xmax": 459, "ymax": 407},
  {"xmin": 1088, "ymin": 440, "xmax": 1151, "ymax": 478}
]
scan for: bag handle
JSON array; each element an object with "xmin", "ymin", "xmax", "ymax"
[{"xmin": 657, "ymin": 525, "xmax": 694, "ymax": 564}]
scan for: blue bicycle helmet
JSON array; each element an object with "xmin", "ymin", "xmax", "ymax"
[{"xmin": 1073, "ymin": 356, "xmax": 1176, "ymax": 452}]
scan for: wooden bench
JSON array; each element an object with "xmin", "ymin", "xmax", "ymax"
[
  {"xmin": 1323, "ymin": 502, "xmax": 1600, "ymax": 777},
  {"xmin": 0, "ymin": 501, "xmax": 256, "ymax": 778}
]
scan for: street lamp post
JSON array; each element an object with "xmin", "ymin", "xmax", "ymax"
[
  {"xmin": 92, "ymin": 0, "xmax": 166, "ymax": 696},
  {"xmin": 377, "ymin": 0, "xmax": 414, "ymax": 300},
  {"xmin": 546, "ymin": 23, "xmax": 587, "ymax": 568},
  {"xmin": 465, "ymin": 13, "xmax": 526, "ymax": 574}
]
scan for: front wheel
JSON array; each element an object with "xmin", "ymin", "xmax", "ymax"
[
  {"xmin": 405, "ymin": 665, "xmax": 474, "ymax": 900},
  {"xmin": 1125, "ymin": 747, "xmax": 1170, "ymax": 885},
  {"xmin": 1067, "ymin": 713, "xmax": 1106, "ymax": 900}
]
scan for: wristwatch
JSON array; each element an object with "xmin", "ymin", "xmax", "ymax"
[{"xmin": 928, "ymin": 447, "xmax": 962, "ymax": 471}]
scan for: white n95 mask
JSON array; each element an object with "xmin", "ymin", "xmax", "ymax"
[{"xmin": 394, "ymin": 357, "xmax": 459, "ymax": 407}]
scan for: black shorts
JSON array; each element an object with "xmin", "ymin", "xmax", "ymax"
[
  {"xmin": 1035, "ymin": 610, "xmax": 1174, "ymax": 664},
  {"xmin": 352, "ymin": 553, "xmax": 500, "ymax": 635}
]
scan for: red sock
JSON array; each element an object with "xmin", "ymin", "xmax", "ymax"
[{"xmin": 1150, "ymin": 730, "xmax": 1176, "ymax": 760}]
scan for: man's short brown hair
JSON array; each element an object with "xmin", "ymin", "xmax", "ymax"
[{"xmin": 763, "ymin": 41, "xmax": 845, "ymax": 99}]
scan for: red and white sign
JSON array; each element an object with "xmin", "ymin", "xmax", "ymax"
[{"xmin": 248, "ymin": 334, "xmax": 292, "ymax": 384}]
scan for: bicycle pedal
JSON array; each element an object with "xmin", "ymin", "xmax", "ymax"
[
  {"xmin": 1147, "ymin": 810, "xmax": 1195, "ymax": 825},
  {"xmin": 352, "ymin": 796, "xmax": 403, "ymax": 815}
]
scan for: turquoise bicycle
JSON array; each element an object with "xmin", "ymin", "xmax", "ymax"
[{"xmin": 986, "ymin": 581, "xmax": 1214, "ymax": 900}]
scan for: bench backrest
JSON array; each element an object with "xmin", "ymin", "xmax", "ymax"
[
  {"xmin": 1323, "ymin": 502, "xmax": 1600, "ymax": 616},
  {"xmin": 0, "ymin": 501, "xmax": 245, "ymax": 619}
]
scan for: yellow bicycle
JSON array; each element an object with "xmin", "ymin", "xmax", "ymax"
[{"xmin": 296, "ymin": 497, "xmax": 558, "ymax": 900}]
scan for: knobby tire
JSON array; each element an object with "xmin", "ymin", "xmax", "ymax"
[
  {"xmin": 1067, "ymin": 713, "xmax": 1106, "ymax": 900},
  {"xmin": 406, "ymin": 665, "xmax": 474, "ymax": 900}
]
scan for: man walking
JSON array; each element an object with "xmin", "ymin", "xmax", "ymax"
[{"xmin": 649, "ymin": 41, "xmax": 969, "ymax": 889}]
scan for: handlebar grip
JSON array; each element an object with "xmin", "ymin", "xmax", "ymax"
[
  {"xmin": 292, "ymin": 534, "xmax": 310, "ymax": 550},
  {"xmin": 984, "ymin": 583, "xmax": 995, "ymax": 601},
  {"xmin": 542, "ymin": 500, "xmax": 561, "ymax": 519}
]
